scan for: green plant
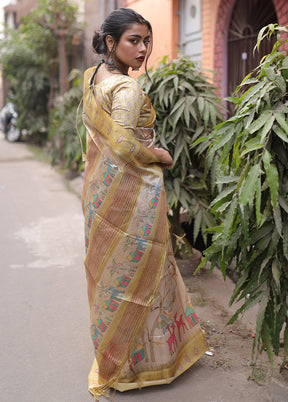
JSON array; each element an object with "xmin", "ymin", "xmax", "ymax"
[
  {"xmin": 48, "ymin": 69, "xmax": 85, "ymax": 171},
  {"xmin": 0, "ymin": 0, "xmax": 83, "ymax": 139},
  {"xmin": 0, "ymin": 29, "xmax": 50, "ymax": 136},
  {"xmin": 197, "ymin": 24, "xmax": 288, "ymax": 367},
  {"xmin": 139, "ymin": 56, "xmax": 224, "ymax": 250},
  {"xmin": 20, "ymin": 0, "xmax": 84, "ymax": 98}
]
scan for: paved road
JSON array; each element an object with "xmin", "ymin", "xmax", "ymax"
[{"xmin": 0, "ymin": 134, "xmax": 92, "ymax": 402}]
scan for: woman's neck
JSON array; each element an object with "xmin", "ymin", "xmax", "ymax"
[{"xmin": 104, "ymin": 57, "xmax": 128, "ymax": 76}]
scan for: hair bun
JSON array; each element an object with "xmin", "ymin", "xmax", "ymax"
[{"xmin": 92, "ymin": 30, "xmax": 107, "ymax": 55}]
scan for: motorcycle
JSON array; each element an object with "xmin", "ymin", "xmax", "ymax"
[{"xmin": 0, "ymin": 102, "xmax": 21, "ymax": 142}]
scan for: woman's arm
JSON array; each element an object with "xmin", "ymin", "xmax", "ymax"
[
  {"xmin": 111, "ymin": 77, "xmax": 173, "ymax": 168},
  {"xmin": 111, "ymin": 78, "xmax": 145, "ymax": 136}
]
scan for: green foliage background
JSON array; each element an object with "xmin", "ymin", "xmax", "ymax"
[
  {"xmin": 0, "ymin": 0, "xmax": 82, "ymax": 138},
  {"xmin": 0, "ymin": 29, "xmax": 50, "ymax": 135},
  {"xmin": 48, "ymin": 70, "xmax": 85, "ymax": 171}
]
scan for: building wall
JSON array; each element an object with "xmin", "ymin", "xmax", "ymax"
[
  {"xmin": 125, "ymin": 0, "xmax": 179, "ymax": 72},
  {"xmin": 15, "ymin": 0, "xmax": 37, "ymax": 21},
  {"xmin": 275, "ymin": 0, "xmax": 288, "ymax": 26},
  {"xmin": 201, "ymin": 0, "xmax": 220, "ymax": 80},
  {"xmin": 83, "ymin": 0, "xmax": 102, "ymax": 68}
]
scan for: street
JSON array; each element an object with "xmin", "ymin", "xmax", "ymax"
[{"xmin": 0, "ymin": 133, "xmax": 92, "ymax": 401}]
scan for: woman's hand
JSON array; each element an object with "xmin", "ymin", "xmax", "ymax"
[{"xmin": 150, "ymin": 147, "xmax": 173, "ymax": 169}]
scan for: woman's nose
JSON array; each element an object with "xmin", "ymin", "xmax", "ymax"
[{"xmin": 139, "ymin": 41, "xmax": 147, "ymax": 52}]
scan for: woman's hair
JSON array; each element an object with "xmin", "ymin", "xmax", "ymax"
[{"xmin": 92, "ymin": 8, "xmax": 153, "ymax": 76}]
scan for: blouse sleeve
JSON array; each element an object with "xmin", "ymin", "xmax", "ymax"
[{"xmin": 111, "ymin": 77, "xmax": 146, "ymax": 136}]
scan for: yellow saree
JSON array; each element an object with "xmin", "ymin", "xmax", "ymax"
[{"xmin": 82, "ymin": 68, "xmax": 208, "ymax": 400}]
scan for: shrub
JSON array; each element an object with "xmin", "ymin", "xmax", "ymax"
[
  {"xmin": 48, "ymin": 69, "xmax": 85, "ymax": 171},
  {"xmin": 197, "ymin": 24, "xmax": 288, "ymax": 367},
  {"xmin": 139, "ymin": 55, "xmax": 224, "ymax": 252}
]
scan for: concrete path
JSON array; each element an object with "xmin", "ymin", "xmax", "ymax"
[{"xmin": 0, "ymin": 134, "xmax": 92, "ymax": 402}]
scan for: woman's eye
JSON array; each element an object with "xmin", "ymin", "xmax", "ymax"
[
  {"xmin": 144, "ymin": 39, "xmax": 150, "ymax": 45},
  {"xmin": 130, "ymin": 39, "xmax": 138, "ymax": 44}
]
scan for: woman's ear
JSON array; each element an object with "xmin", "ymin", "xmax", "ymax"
[{"xmin": 105, "ymin": 35, "xmax": 115, "ymax": 52}]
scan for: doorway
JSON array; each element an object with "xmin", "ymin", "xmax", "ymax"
[{"xmin": 227, "ymin": 0, "xmax": 278, "ymax": 98}]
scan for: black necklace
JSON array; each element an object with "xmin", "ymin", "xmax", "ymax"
[{"xmin": 89, "ymin": 59, "xmax": 128, "ymax": 87}]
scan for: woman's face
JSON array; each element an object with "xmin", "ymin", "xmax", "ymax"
[{"xmin": 112, "ymin": 23, "xmax": 151, "ymax": 74}]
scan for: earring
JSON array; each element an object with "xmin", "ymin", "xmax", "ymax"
[{"xmin": 106, "ymin": 55, "xmax": 116, "ymax": 70}]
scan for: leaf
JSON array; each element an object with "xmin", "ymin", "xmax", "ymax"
[
  {"xmin": 172, "ymin": 103, "xmax": 186, "ymax": 129},
  {"xmin": 183, "ymin": 103, "xmax": 190, "ymax": 127},
  {"xmin": 250, "ymin": 222, "xmax": 274, "ymax": 244},
  {"xmin": 228, "ymin": 292, "xmax": 263, "ymax": 324},
  {"xmin": 273, "ymin": 204, "xmax": 282, "ymax": 237},
  {"xmin": 263, "ymin": 66, "xmax": 277, "ymax": 81},
  {"xmin": 255, "ymin": 291, "xmax": 269, "ymax": 346},
  {"xmin": 222, "ymin": 196, "xmax": 238, "ymax": 247},
  {"xmin": 157, "ymin": 74, "xmax": 175, "ymax": 91},
  {"xmin": 272, "ymin": 260, "xmax": 281, "ymax": 290},
  {"xmin": 283, "ymin": 224, "xmax": 288, "ymax": 261},
  {"xmin": 256, "ymin": 25, "xmax": 269, "ymax": 52},
  {"xmin": 263, "ymin": 150, "xmax": 279, "ymax": 211},
  {"xmin": 247, "ymin": 111, "xmax": 270, "ymax": 134},
  {"xmin": 275, "ymin": 75, "xmax": 286, "ymax": 93},
  {"xmin": 173, "ymin": 178, "xmax": 180, "ymax": 199},
  {"xmin": 266, "ymin": 230, "xmax": 280, "ymax": 259},
  {"xmin": 258, "ymin": 256, "xmax": 272, "ymax": 280},
  {"xmin": 244, "ymin": 109, "xmax": 256, "ymax": 129},
  {"xmin": 193, "ymin": 209, "xmax": 202, "ymax": 242},
  {"xmin": 209, "ymin": 102, "xmax": 217, "ymax": 127},
  {"xmin": 173, "ymin": 134, "xmax": 185, "ymax": 163},
  {"xmin": 240, "ymin": 81, "xmax": 266, "ymax": 106},
  {"xmin": 273, "ymin": 125, "xmax": 288, "ymax": 143},
  {"xmin": 197, "ymin": 97, "xmax": 204, "ymax": 114},
  {"xmin": 209, "ymin": 128, "xmax": 235, "ymax": 154},
  {"xmin": 275, "ymin": 112, "xmax": 288, "ymax": 133},
  {"xmin": 173, "ymin": 75, "xmax": 179, "ymax": 91},
  {"xmin": 239, "ymin": 204, "xmax": 249, "ymax": 245},
  {"xmin": 170, "ymin": 97, "xmax": 186, "ymax": 115},
  {"xmin": 261, "ymin": 321, "xmax": 274, "ymax": 367},
  {"xmin": 189, "ymin": 104, "xmax": 197, "ymax": 122},
  {"xmin": 260, "ymin": 116, "xmax": 275, "ymax": 143},
  {"xmin": 203, "ymin": 100, "xmax": 210, "ymax": 127},
  {"xmin": 212, "ymin": 200, "xmax": 231, "ymax": 213},
  {"xmin": 230, "ymin": 271, "xmax": 249, "ymax": 305},
  {"xmin": 255, "ymin": 176, "xmax": 262, "ymax": 226},
  {"xmin": 278, "ymin": 195, "xmax": 288, "ymax": 214},
  {"xmin": 240, "ymin": 143, "xmax": 264, "ymax": 157},
  {"xmin": 216, "ymin": 176, "xmax": 239, "ymax": 184},
  {"xmin": 239, "ymin": 165, "xmax": 260, "ymax": 205},
  {"xmin": 209, "ymin": 184, "xmax": 237, "ymax": 208}
]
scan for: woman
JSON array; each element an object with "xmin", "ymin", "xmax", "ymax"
[{"xmin": 81, "ymin": 8, "xmax": 208, "ymax": 401}]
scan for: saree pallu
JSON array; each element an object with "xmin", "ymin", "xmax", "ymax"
[{"xmin": 82, "ymin": 81, "xmax": 208, "ymax": 400}]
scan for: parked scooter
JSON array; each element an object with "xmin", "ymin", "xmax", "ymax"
[{"xmin": 0, "ymin": 102, "xmax": 21, "ymax": 142}]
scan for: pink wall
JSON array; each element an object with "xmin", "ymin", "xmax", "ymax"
[{"xmin": 125, "ymin": 0, "xmax": 178, "ymax": 74}]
